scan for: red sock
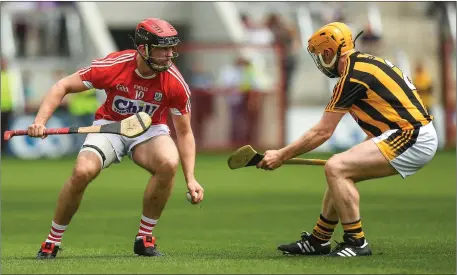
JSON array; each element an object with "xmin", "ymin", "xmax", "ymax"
[
  {"xmin": 44, "ymin": 221, "xmax": 67, "ymax": 244},
  {"xmin": 136, "ymin": 215, "xmax": 157, "ymax": 238}
]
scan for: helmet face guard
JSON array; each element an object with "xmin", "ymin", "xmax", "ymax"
[
  {"xmin": 133, "ymin": 19, "xmax": 180, "ymax": 72},
  {"xmin": 307, "ymin": 44, "xmax": 343, "ymax": 78}
]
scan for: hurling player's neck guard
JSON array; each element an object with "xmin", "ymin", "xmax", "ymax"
[{"xmin": 130, "ymin": 18, "xmax": 180, "ymax": 73}]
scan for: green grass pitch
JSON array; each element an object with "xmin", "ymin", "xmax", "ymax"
[{"xmin": 1, "ymin": 151, "xmax": 455, "ymax": 274}]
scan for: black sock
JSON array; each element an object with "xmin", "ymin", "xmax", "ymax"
[
  {"xmin": 311, "ymin": 214, "xmax": 338, "ymax": 243},
  {"xmin": 342, "ymin": 219, "xmax": 366, "ymax": 245}
]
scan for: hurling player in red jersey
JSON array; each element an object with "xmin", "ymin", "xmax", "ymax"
[{"xmin": 28, "ymin": 18, "xmax": 204, "ymax": 259}]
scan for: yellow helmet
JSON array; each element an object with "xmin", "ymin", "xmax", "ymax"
[{"xmin": 307, "ymin": 22, "xmax": 358, "ymax": 78}]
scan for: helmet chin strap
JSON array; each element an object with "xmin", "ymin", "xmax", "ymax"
[
  {"xmin": 129, "ymin": 35, "xmax": 156, "ymax": 71},
  {"xmin": 318, "ymin": 43, "xmax": 344, "ymax": 78},
  {"xmin": 319, "ymin": 53, "xmax": 338, "ymax": 70}
]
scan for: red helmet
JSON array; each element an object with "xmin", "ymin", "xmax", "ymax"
[{"xmin": 133, "ymin": 18, "xmax": 180, "ymax": 72}]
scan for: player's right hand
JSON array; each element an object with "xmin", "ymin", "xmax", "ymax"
[
  {"xmin": 28, "ymin": 124, "xmax": 47, "ymax": 139},
  {"xmin": 256, "ymin": 149, "xmax": 284, "ymax": 171}
]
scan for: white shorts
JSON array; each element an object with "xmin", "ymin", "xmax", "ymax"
[
  {"xmin": 373, "ymin": 122, "xmax": 438, "ymax": 178},
  {"xmin": 79, "ymin": 119, "xmax": 170, "ymax": 169}
]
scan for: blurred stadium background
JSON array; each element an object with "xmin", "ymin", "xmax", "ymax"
[{"xmin": 1, "ymin": 1, "xmax": 455, "ymax": 157}]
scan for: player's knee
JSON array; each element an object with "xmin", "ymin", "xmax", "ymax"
[
  {"xmin": 71, "ymin": 161, "xmax": 100, "ymax": 187},
  {"xmin": 325, "ymin": 155, "xmax": 346, "ymax": 180},
  {"xmin": 155, "ymin": 156, "xmax": 179, "ymax": 176}
]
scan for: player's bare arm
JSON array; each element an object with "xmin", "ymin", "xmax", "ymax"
[
  {"xmin": 257, "ymin": 111, "xmax": 344, "ymax": 170},
  {"xmin": 172, "ymin": 113, "xmax": 204, "ymax": 204},
  {"xmin": 29, "ymin": 72, "xmax": 88, "ymax": 138}
]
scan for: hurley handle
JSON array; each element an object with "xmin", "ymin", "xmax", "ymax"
[
  {"xmin": 3, "ymin": 128, "xmax": 74, "ymax": 140},
  {"xmin": 283, "ymin": 158, "xmax": 327, "ymax": 166}
]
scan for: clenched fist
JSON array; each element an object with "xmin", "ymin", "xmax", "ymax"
[
  {"xmin": 28, "ymin": 124, "xmax": 47, "ymax": 139},
  {"xmin": 256, "ymin": 149, "xmax": 284, "ymax": 171}
]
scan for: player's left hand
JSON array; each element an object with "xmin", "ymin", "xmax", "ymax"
[
  {"xmin": 256, "ymin": 150, "xmax": 284, "ymax": 171},
  {"xmin": 186, "ymin": 179, "xmax": 204, "ymax": 204}
]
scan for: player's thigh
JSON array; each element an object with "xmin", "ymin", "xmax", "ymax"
[
  {"xmin": 131, "ymin": 134, "xmax": 179, "ymax": 174},
  {"xmin": 80, "ymin": 133, "xmax": 119, "ymax": 169},
  {"xmin": 71, "ymin": 150, "xmax": 103, "ymax": 182},
  {"xmin": 326, "ymin": 139, "xmax": 398, "ymax": 183}
]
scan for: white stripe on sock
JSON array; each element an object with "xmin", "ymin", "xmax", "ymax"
[
  {"xmin": 141, "ymin": 215, "xmax": 157, "ymax": 225},
  {"xmin": 51, "ymin": 221, "xmax": 68, "ymax": 230},
  {"xmin": 138, "ymin": 230, "xmax": 151, "ymax": 235},
  {"xmin": 140, "ymin": 223, "xmax": 154, "ymax": 231},
  {"xmin": 50, "ymin": 229, "xmax": 64, "ymax": 236}
]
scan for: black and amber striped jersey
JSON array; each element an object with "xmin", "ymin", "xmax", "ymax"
[{"xmin": 325, "ymin": 52, "xmax": 433, "ymax": 138}]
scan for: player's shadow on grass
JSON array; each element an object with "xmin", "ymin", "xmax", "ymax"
[
  {"xmin": 10, "ymin": 253, "xmax": 363, "ymax": 261},
  {"xmin": 11, "ymin": 254, "xmax": 281, "ymax": 260},
  {"xmin": 13, "ymin": 249, "xmax": 353, "ymax": 260},
  {"xmin": 10, "ymin": 254, "xmax": 139, "ymax": 260},
  {"xmin": 187, "ymin": 251, "xmax": 285, "ymax": 260}
]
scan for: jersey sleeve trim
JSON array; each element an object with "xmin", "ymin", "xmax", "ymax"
[
  {"xmin": 82, "ymin": 81, "xmax": 94, "ymax": 89},
  {"xmin": 78, "ymin": 67, "xmax": 94, "ymax": 89},
  {"xmin": 170, "ymin": 108, "xmax": 183, "ymax": 115},
  {"xmin": 324, "ymin": 108, "xmax": 350, "ymax": 113}
]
